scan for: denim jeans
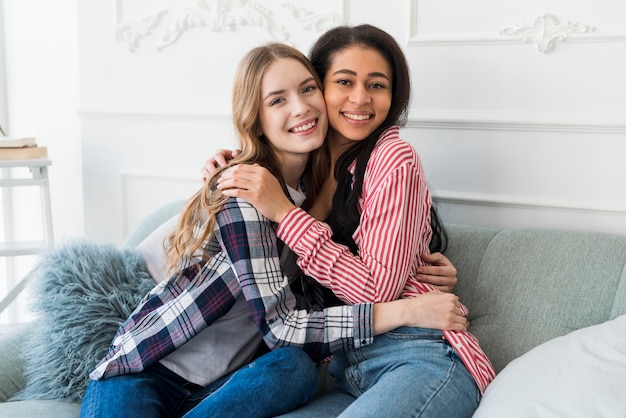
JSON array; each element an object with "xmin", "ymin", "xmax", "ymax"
[
  {"xmin": 80, "ymin": 346, "xmax": 317, "ymax": 418},
  {"xmin": 278, "ymin": 327, "xmax": 479, "ymax": 418}
]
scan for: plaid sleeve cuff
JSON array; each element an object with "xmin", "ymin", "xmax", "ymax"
[{"xmin": 352, "ymin": 303, "xmax": 374, "ymax": 349}]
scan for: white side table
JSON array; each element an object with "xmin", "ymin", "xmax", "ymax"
[{"xmin": 0, "ymin": 158, "xmax": 53, "ymax": 314}]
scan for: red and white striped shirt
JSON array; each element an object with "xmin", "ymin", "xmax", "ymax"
[{"xmin": 277, "ymin": 126, "xmax": 495, "ymax": 394}]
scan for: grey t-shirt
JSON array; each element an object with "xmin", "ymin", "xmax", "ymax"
[{"xmin": 159, "ymin": 294, "xmax": 261, "ymax": 385}]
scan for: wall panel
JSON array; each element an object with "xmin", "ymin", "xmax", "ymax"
[
  {"xmin": 79, "ymin": 0, "xmax": 348, "ymax": 242},
  {"xmin": 403, "ymin": 0, "xmax": 626, "ymax": 236},
  {"xmin": 73, "ymin": 0, "xmax": 625, "ymax": 243}
]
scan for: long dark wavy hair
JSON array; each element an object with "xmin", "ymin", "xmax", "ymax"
[{"xmin": 309, "ymin": 24, "xmax": 447, "ymax": 254}]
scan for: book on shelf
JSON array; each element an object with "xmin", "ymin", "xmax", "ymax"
[
  {"xmin": 0, "ymin": 146, "xmax": 48, "ymax": 160},
  {"xmin": 0, "ymin": 136, "xmax": 37, "ymax": 148}
]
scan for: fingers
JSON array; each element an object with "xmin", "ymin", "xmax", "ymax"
[
  {"xmin": 201, "ymin": 167, "xmax": 211, "ymax": 183},
  {"xmin": 415, "ymin": 271, "xmax": 457, "ymax": 293},
  {"xmin": 217, "ymin": 164, "xmax": 264, "ymax": 188},
  {"xmin": 416, "ymin": 269, "xmax": 449, "ymax": 285},
  {"xmin": 208, "ymin": 149, "xmax": 230, "ymax": 167},
  {"xmin": 450, "ymin": 318, "xmax": 469, "ymax": 332},
  {"xmin": 218, "ymin": 177, "xmax": 252, "ymax": 192},
  {"xmin": 201, "ymin": 149, "xmax": 241, "ymax": 182},
  {"xmin": 438, "ymin": 294, "xmax": 468, "ymax": 331},
  {"xmin": 201, "ymin": 158, "xmax": 223, "ymax": 183},
  {"xmin": 420, "ymin": 252, "xmax": 457, "ymax": 273},
  {"xmin": 417, "ymin": 252, "xmax": 458, "ymax": 293},
  {"xmin": 214, "ymin": 149, "xmax": 240, "ymax": 167},
  {"xmin": 420, "ymin": 251, "xmax": 444, "ymax": 264},
  {"xmin": 440, "ymin": 302, "xmax": 468, "ymax": 332}
]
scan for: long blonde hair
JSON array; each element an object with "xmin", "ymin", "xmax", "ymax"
[{"xmin": 164, "ymin": 43, "xmax": 329, "ymax": 274}]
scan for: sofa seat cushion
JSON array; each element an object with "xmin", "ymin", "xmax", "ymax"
[
  {"xmin": 0, "ymin": 323, "xmax": 36, "ymax": 401},
  {"xmin": 0, "ymin": 399, "xmax": 81, "ymax": 418},
  {"xmin": 473, "ymin": 314, "xmax": 626, "ymax": 417}
]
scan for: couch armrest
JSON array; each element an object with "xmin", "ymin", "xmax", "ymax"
[
  {"xmin": 0, "ymin": 322, "xmax": 37, "ymax": 402},
  {"xmin": 122, "ymin": 200, "xmax": 185, "ymax": 248}
]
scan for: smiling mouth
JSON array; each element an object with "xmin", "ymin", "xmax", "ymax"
[
  {"xmin": 290, "ymin": 119, "xmax": 317, "ymax": 133},
  {"xmin": 342, "ymin": 112, "xmax": 371, "ymax": 121}
]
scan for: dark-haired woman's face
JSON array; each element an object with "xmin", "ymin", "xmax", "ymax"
[{"xmin": 322, "ymin": 46, "xmax": 392, "ymax": 146}]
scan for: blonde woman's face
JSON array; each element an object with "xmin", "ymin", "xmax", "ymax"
[{"xmin": 259, "ymin": 58, "xmax": 328, "ymax": 164}]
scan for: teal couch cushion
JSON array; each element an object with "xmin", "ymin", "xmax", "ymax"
[
  {"xmin": 0, "ymin": 323, "xmax": 36, "ymax": 401},
  {"xmin": 123, "ymin": 200, "xmax": 185, "ymax": 248},
  {"xmin": 467, "ymin": 229, "xmax": 626, "ymax": 372},
  {"xmin": 0, "ymin": 399, "xmax": 81, "ymax": 417},
  {"xmin": 443, "ymin": 224, "xmax": 499, "ymax": 310}
]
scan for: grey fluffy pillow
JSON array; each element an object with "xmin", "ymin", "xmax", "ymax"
[{"xmin": 12, "ymin": 239, "xmax": 155, "ymax": 402}]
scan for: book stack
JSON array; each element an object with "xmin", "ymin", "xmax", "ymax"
[{"xmin": 0, "ymin": 136, "xmax": 48, "ymax": 160}]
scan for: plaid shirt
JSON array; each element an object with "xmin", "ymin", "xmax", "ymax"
[{"xmin": 90, "ymin": 198, "xmax": 373, "ymax": 380}]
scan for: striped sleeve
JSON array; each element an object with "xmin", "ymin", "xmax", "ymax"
[{"xmin": 277, "ymin": 129, "xmax": 431, "ymax": 304}]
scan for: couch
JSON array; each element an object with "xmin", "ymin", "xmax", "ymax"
[{"xmin": 1, "ymin": 200, "xmax": 625, "ymax": 417}]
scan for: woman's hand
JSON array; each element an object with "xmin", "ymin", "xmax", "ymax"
[
  {"xmin": 201, "ymin": 149, "xmax": 241, "ymax": 182},
  {"xmin": 373, "ymin": 292, "xmax": 467, "ymax": 335},
  {"xmin": 402, "ymin": 292, "xmax": 467, "ymax": 331},
  {"xmin": 217, "ymin": 164, "xmax": 295, "ymax": 223},
  {"xmin": 416, "ymin": 252, "xmax": 458, "ymax": 293}
]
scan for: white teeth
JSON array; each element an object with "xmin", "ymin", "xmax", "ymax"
[
  {"xmin": 292, "ymin": 120, "xmax": 316, "ymax": 133},
  {"xmin": 343, "ymin": 113, "xmax": 370, "ymax": 121}
]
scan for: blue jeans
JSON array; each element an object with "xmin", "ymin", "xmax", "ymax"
[
  {"xmin": 80, "ymin": 346, "xmax": 317, "ymax": 418},
  {"xmin": 278, "ymin": 327, "xmax": 479, "ymax": 418}
]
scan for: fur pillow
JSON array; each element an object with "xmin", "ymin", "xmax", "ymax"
[{"xmin": 12, "ymin": 240, "xmax": 155, "ymax": 402}]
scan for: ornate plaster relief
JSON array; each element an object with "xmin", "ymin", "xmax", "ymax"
[
  {"xmin": 500, "ymin": 14, "xmax": 595, "ymax": 53},
  {"xmin": 115, "ymin": 0, "xmax": 344, "ymax": 52}
]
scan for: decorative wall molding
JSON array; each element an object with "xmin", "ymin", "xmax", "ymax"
[
  {"xmin": 158, "ymin": 2, "xmax": 289, "ymax": 51},
  {"xmin": 77, "ymin": 106, "xmax": 626, "ymax": 134},
  {"xmin": 407, "ymin": 110, "xmax": 626, "ymax": 134},
  {"xmin": 434, "ymin": 190, "xmax": 626, "ymax": 216},
  {"xmin": 78, "ymin": 105, "xmax": 232, "ymax": 123},
  {"xmin": 115, "ymin": 9, "xmax": 167, "ymax": 53},
  {"xmin": 408, "ymin": 1, "xmax": 626, "ymax": 49},
  {"xmin": 282, "ymin": 4, "xmax": 343, "ymax": 34},
  {"xmin": 499, "ymin": 14, "xmax": 595, "ymax": 53},
  {"xmin": 115, "ymin": 0, "xmax": 345, "ymax": 52}
]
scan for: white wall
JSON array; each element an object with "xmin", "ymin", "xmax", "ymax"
[
  {"xmin": 0, "ymin": 1, "xmax": 7, "ymax": 127},
  {"xmin": 2, "ymin": 0, "xmax": 83, "ymax": 239},
  {"xmin": 404, "ymin": 0, "xmax": 626, "ymax": 234},
  {"xmin": 5, "ymin": 0, "xmax": 626, "ymax": 248},
  {"xmin": 77, "ymin": 0, "xmax": 348, "ymax": 243}
]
